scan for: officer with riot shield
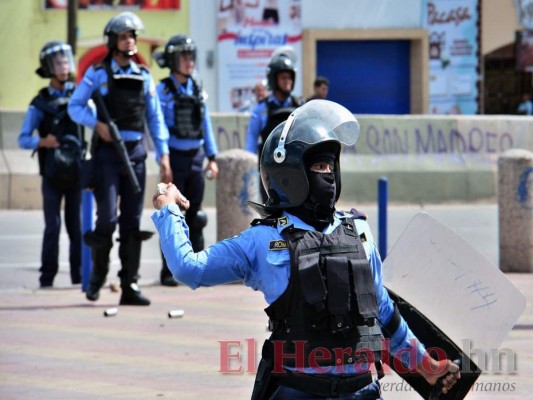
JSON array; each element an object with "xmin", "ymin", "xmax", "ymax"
[
  {"xmin": 19, "ymin": 41, "xmax": 84, "ymax": 288},
  {"xmin": 152, "ymin": 100, "xmax": 461, "ymax": 399},
  {"xmin": 68, "ymin": 12, "xmax": 172, "ymax": 305},
  {"xmin": 154, "ymin": 34, "xmax": 219, "ymax": 286}
]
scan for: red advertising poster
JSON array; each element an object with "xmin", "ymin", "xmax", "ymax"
[{"xmin": 44, "ymin": 0, "xmax": 180, "ymax": 10}]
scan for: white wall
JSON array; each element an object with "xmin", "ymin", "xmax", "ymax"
[
  {"xmin": 301, "ymin": 0, "xmax": 422, "ymax": 29},
  {"xmin": 189, "ymin": 0, "xmax": 218, "ymax": 113},
  {"xmin": 189, "ymin": 0, "xmax": 423, "ymax": 111}
]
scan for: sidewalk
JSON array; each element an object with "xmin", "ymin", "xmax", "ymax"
[{"xmin": 0, "ymin": 203, "xmax": 531, "ymax": 399}]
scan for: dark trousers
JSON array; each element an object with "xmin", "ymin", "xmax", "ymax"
[
  {"xmin": 161, "ymin": 148, "xmax": 205, "ymax": 277},
  {"xmin": 92, "ymin": 141, "xmax": 146, "ymax": 284},
  {"xmin": 40, "ymin": 177, "xmax": 82, "ymax": 286}
]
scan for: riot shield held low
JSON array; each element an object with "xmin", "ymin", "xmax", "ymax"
[
  {"xmin": 382, "ymin": 212, "xmax": 526, "ymax": 400},
  {"xmin": 386, "ymin": 288, "xmax": 481, "ymax": 399}
]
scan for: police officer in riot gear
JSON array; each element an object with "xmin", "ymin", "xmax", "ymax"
[
  {"xmin": 154, "ymin": 34, "xmax": 219, "ymax": 286},
  {"xmin": 152, "ymin": 100, "xmax": 461, "ymax": 398},
  {"xmin": 245, "ymin": 48, "xmax": 301, "ymax": 203},
  {"xmin": 68, "ymin": 12, "xmax": 172, "ymax": 305},
  {"xmin": 19, "ymin": 40, "xmax": 84, "ymax": 288}
]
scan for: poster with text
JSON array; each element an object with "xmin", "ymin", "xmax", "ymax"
[
  {"xmin": 423, "ymin": 0, "xmax": 480, "ymax": 115},
  {"xmin": 217, "ymin": 0, "xmax": 302, "ymax": 112},
  {"xmin": 44, "ymin": 0, "xmax": 180, "ymax": 10}
]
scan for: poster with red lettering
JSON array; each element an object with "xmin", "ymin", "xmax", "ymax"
[
  {"xmin": 44, "ymin": 0, "xmax": 180, "ymax": 10},
  {"xmin": 423, "ymin": 0, "xmax": 480, "ymax": 115}
]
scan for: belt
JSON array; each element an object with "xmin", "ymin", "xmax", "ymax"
[
  {"xmin": 169, "ymin": 147, "xmax": 200, "ymax": 157},
  {"xmin": 274, "ymin": 371, "xmax": 373, "ymax": 397}
]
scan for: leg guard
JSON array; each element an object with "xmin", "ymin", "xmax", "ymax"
[
  {"xmin": 83, "ymin": 231, "xmax": 113, "ymax": 301},
  {"xmin": 186, "ymin": 209, "xmax": 207, "ymax": 252}
]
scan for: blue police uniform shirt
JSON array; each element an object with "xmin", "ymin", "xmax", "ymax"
[
  {"xmin": 152, "ymin": 204, "xmax": 426, "ymax": 371},
  {"xmin": 156, "ymin": 74, "xmax": 218, "ymax": 158},
  {"xmin": 518, "ymin": 99, "xmax": 533, "ymax": 115},
  {"xmin": 19, "ymin": 82, "xmax": 82, "ymax": 150},
  {"xmin": 245, "ymin": 94, "xmax": 295, "ymax": 154},
  {"xmin": 67, "ymin": 59, "xmax": 169, "ymax": 161}
]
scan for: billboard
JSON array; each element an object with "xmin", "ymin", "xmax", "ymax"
[
  {"xmin": 423, "ymin": 0, "xmax": 480, "ymax": 115},
  {"xmin": 44, "ymin": 0, "xmax": 180, "ymax": 10},
  {"xmin": 217, "ymin": 0, "xmax": 302, "ymax": 112}
]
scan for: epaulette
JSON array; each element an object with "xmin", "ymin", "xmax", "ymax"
[
  {"xmin": 92, "ymin": 62, "xmax": 105, "ymax": 70},
  {"xmin": 138, "ymin": 64, "xmax": 150, "ymax": 73},
  {"xmin": 250, "ymin": 217, "xmax": 278, "ymax": 227},
  {"xmin": 349, "ymin": 208, "xmax": 368, "ymax": 220}
]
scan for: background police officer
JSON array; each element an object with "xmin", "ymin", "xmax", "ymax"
[
  {"xmin": 19, "ymin": 41, "xmax": 84, "ymax": 288},
  {"xmin": 68, "ymin": 12, "xmax": 171, "ymax": 305},
  {"xmin": 154, "ymin": 34, "xmax": 219, "ymax": 286},
  {"xmin": 245, "ymin": 48, "xmax": 301, "ymax": 203},
  {"xmin": 153, "ymin": 100, "xmax": 460, "ymax": 399}
]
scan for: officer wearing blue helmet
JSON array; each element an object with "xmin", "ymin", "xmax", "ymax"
[
  {"xmin": 19, "ymin": 40, "xmax": 84, "ymax": 288},
  {"xmin": 68, "ymin": 12, "xmax": 171, "ymax": 306},
  {"xmin": 152, "ymin": 100, "xmax": 461, "ymax": 399},
  {"xmin": 153, "ymin": 34, "xmax": 219, "ymax": 287},
  {"xmin": 245, "ymin": 49, "xmax": 302, "ymax": 203}
]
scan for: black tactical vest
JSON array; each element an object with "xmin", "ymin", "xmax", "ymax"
[
  {"xmin": 161, "ymin": 77, "xmax": 204, "ymax": 140},
  {"xmin": 31, "ymin": 85, "xmax": 81, "ymax": 174},
  {"xmin": 97, "ymin": 62, "xmax": 146, "ymax": 132},
  {"xmin": 264, "ymin": 217, "xmax": 384, "ymax": 372},
  {"xmin": 258, "ymin": 96, "xmax": 300, "ymax": 153}
]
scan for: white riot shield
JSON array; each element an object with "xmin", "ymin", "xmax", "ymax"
[{"xmin": 382, "ymin": 212, "xmax": 526, "ymax": 399}]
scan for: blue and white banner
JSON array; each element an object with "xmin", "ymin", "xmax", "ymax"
[
  {"xmin": 217, "ymin": 0, "xmax": 302, "ymax": 112},
  {"xmin": 422, "ymin": 0, "xmax": 480, "ymax": 115}
]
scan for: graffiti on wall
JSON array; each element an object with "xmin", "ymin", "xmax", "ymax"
[
  {"xmin": 210, "ymin": 117, "xmax": 523, "ymax": 161},
  {"xmin": 360, "ymin": 124, "xmax": 514, "ymax": 155}
]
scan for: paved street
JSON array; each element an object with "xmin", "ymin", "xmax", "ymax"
[{"xmin": 0, "ymin": 202, "xmax": 531, "ymax": 399}]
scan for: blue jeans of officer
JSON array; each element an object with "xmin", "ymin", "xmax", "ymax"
[
  {"xmin": 270, "ymin": 380, "xmax": 382, "ymax": 400},
  {"xmin": 92, "ymin": 141, "xmax": 145, "ymax": 284},
  {"xmin": 40, "ymin": 177, "xmax": 81, "ymax": 286}
]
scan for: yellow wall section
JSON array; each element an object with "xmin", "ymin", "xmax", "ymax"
[{"xmin": 0, "ymin": 0, "xmax": 189, "ymax": 109}]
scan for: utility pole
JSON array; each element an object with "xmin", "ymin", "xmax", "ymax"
[{"xmin": 67, "ymin": 0, "xmax": 78, "ymax": 54}]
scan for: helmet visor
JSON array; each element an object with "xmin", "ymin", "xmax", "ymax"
[
  {"xmin": 41, "ymin": 44, "xmax": 76, "ymax": 76},
  {"xmin": 284, "ymin": 99, "xmax": 359, "ymax": 147}
]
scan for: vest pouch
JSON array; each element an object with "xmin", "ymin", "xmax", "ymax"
[
  {"xmin": 172, "ymin": 94, "xmax": 203, "ymax": 139},
  {"xmin": 298, "ymin": 252, "xmax": 328, "ymax": 330},
  {"xmin": 325, "ymin": 256, "xmax": 352, "ymax": 333},
  {"xmin": 350, "ymin": 259, "xmax": 380, "ymax": 320},
  {"xmin": 43, "ymin": 134, "xmax": 82, "ymax": 191}
]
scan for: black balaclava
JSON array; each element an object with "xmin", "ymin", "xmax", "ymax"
[{"xmin": 288, "ymin": 150, "xmax": 337, "ymax": 231}]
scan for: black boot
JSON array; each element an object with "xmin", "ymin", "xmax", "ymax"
[
  {"xmin": 118, "ymin": 231, "xmax": 153, "ymax": 306},
  {"xmin": 84, "ymin": 232, "xmax": 112, "ymax": 302},
  {"xmin": 120, "ymin": 283, "xmax": 151, "ymax": 306}
]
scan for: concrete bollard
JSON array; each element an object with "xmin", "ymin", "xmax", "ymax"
[
  {"xmin": 216, "ymin": 149, "xmax": 260, "ymax": 241},
  {"xmin": 498, "ymin": 149, "xmax": 533, "ymax": 272}
]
